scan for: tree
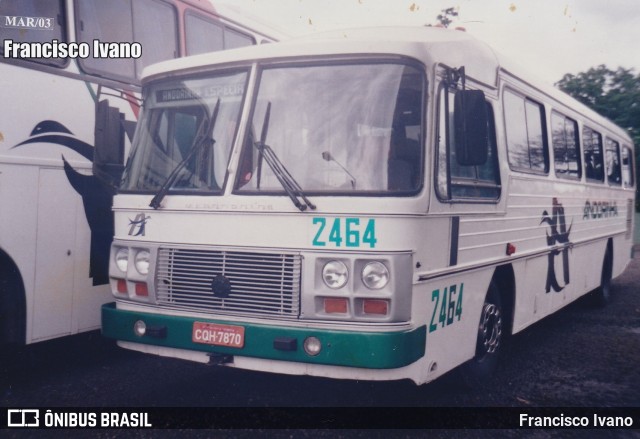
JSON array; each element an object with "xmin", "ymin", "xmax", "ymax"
[
  {"xmin": 557, "ymin": 66, "xmax": 640, "ymax": 209},
  {"xmin": 435, "ymin": 7, "xmax": 458, "ymax": 28}
]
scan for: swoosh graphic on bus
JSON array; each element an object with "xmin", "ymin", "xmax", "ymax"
[
  {"xmin": 13, "ymin": 120, "xmax": 94, "ymax": 161},
  {"xmin": 13, "ymin": 120, "xmax": 112, "ymax": 286}
]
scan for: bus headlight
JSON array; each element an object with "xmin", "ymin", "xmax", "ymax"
[
  {"xmin": 134, "ymin": 250, "xmax": 151, "ymax": 275},
  {"xmin": 115, "ymin": 248, "xmax": 129, "ymax": 273},
  {"xmin": 322, "ymin": 260, "xmax": 348, "ymax": 289},
  {"xmin": 361, "ymin": 261, "xmax": 390, "ymax": 290}
]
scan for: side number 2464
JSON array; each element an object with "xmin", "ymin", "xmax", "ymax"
[{"xmin": 429, "ymin": 283, "xmax": 463, "ymax": 333}]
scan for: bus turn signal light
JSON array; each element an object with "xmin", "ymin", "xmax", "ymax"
[
  {"xmin": 135, "ymin": 282, "xmax": 149, "ymax": 297},
  {"xmin": 324, "ymin": 297, "xmax": 348, "ymax": 314},
  {"xmin": 363, "ymin": 299, "xmax": 389, "ymax": 316},
  {"xmin": 116, "ymin": 279, "xmax": 128, "ymax": 294}
]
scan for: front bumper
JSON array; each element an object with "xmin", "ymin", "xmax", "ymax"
[{"xmin": 102, "ymin": 303, "xmax": 426, "ymax": 369}]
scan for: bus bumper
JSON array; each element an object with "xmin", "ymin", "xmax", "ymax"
[{"xmin": 101, "ymin": 303, "xmax": 426, "ymax": 369}]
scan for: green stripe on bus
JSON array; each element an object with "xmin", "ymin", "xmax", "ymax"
[{"xmin": 102, "ymin": 303, "xmax": 426, "ymax": 369}]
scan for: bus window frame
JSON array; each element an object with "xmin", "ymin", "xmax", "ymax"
[
  {"xmin": 582, "ymin": 124, "xmax": 605, "ymax": 184},
  {"xmin": 184, "ymin": 9, "xmax": 256, "ymax": 57},
  {"xmin": 502, "ymin": 87, "xmax": 550, "ymax": 176},
  {"xmin": 605, "ymin": 137, "xmax": 622, "ymax": 186},
  {"xmin": 622, "ymin": 144, "xmax": 635, "ymax": 189},
  {"xmin": 435, "ymin": 82, "xmax": 501, "ymax": 204},
  {"xmin": 74, "ymin": 0, "xmax": 180, "ymax": 84},
  {"xmin": 551, "ymin": 110, "xmax": 582, "ymax": 181}
]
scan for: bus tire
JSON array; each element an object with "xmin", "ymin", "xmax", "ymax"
[
  {"xmin": 459, "ymin": 281, "xmax": 503, "ymax": 388},
  {"xmin": 591, "ymin": 246, "xmax": 613, "ymax": 308},
  {"xmin": 0, "ymin": 253, "xmax": 26, "ymax": 345}
]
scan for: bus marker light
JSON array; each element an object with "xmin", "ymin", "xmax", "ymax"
[
  {"xmin": 506, "ymin": 243, "xmax": 516, "ymax": 256},
  {"xmin": 324, "ymin": 297, "xmax": 348, "ymax": 314},
  {"xmin": 133, "ymin": 320, "xmax": 146, "ymax": 337},
  {"xmin": 363, "ymin": 299, "xmax": 389, "ymax": 315},
  {"xmin": 135, "ymin": 282, "xmax": 149, "ymax": 297},
  {"xmin": 303, "ymin": 336, "xmax": 322, "ymax": 356}
]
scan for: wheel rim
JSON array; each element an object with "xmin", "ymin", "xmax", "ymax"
[{"xmin": 479, "ymin": 302, "xmax": 502, "ymax": 356}]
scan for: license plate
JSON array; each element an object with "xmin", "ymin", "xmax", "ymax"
[{"xmin": 192, "ymin": 322, "xmax": 245, "ymax": 348}]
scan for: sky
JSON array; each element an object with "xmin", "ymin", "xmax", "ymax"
[{"xmin": 228, "ymin": 0, "xmax": 640, "ymax": 85}]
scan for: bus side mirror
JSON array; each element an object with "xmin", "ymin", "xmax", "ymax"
[
  {"xmin": 93, "ymin": 99, "xmax": 127, "ymax": 188},
  {"xmin": 454, "ymin": 90, "xmax": 489, "ymax": 166}
]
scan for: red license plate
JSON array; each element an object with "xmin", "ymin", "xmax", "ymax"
[{"xmin": 192, "ymin": 322, "xmax": 245, "ymax": 348}]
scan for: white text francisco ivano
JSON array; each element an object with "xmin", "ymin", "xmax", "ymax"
[
  {"xmin": 520, "ymin": 413, "xmax": 634, "ymax": 428},
  {"xmin": 3, "ymin": 39, "xmax": 141, "ymax": 59}
]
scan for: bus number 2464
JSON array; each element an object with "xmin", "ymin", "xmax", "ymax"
[
  {"xmin": 312, "ymin": 217, "xmax": 377, "ymax": 248},
  {"xmin": 430, "ymin": 283, "xmax": 464, "ymax": 333}
]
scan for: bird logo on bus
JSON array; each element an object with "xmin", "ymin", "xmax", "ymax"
[{"xmin": 541, "ymin": 198, "xmax": 572, "ymax": 293}]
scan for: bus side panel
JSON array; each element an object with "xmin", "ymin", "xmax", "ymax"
[
  {"xmin": 0, "ymin": 165, "xmax": 38, "ymax": 343},
  {"xmin": 0, "ymin": 64, "xmax": 115, "ymax": 343},
  {"xmin": 418, "ymin": 269, "xmax": 494, "ymax": 383}
]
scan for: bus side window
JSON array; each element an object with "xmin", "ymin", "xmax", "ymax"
[
  {"xmin": 551, "ymin": 112, "xmax": 581, "ymax": 179},
  {"xmin": 132, "ymin": 0, "xmax": 178, "ymax": 76},
  {"xmin": 622, "ymin": 145, "xmax": 635, "ymax": 188},
  {"xmin": 583, "ymin": 126, "xmax": 604, "ymax": 182},
  {"xmin": 185, "ymin": 11, "xmax": 224, "ymax": 55},
  {"xmin": 77, "ymin": 0, "xmax": 178, "ymax": 81},
  {"xmin": 185, "ymin": 11, "xmax": 255, "ymax": 56},
  {"xmin": 503, "ymin": 89, "xmax": 549, "ymax": 174},
  {"xmin": 605, "ymin": 138, "xmax": 622, "ymax": 185},
  {"xmin": 436, "ymin": 86, "xmax": 500, "ymax": 201},
  {"xmin": 0, "ymin": 0, "xmax": 66, "ymax": 67}
]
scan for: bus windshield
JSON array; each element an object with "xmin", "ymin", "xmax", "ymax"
[
  {"xmin": 121, "ymin": 70, "xmax": 249, "ymax": 193},
  {"xmin": 236, "ymin": 62, "xmax": 424, "ymax": 195}
]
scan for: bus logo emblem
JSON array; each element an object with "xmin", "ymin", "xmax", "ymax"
[
  {"xmin": 211, "ymin": 275, "xmax": 232, "ymax": 298},
  {"xmin": 541, "ymin": 198, "xmax": 572, "ymax": 293},
  {"xmin": 128, "ymin": 213, "xmax": 150, "ymax": 236}
]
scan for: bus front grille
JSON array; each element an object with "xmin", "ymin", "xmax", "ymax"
[{"xmin": 155, "ymin": 247, "xmax": 301, "ymax": 318}]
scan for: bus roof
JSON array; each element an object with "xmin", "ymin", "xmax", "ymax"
[
  {"xmin": 142, "ymin": 26, "xmax": 498, "ymax": 81},
  {"xmin": 142, "ymin": 26, "xmax": 632, "ymax": 143}
]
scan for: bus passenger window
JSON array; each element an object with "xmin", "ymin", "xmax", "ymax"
[
  {"xmin": 436, "ymin": 87, "xmax": 500, "ymax": 201},
  {"xmin": 551, "ymin": 112, "xmax": 581, "ymax": 179},
  {"xmin": 503, "ymin": 90, "xmax": 548, "ymax": 173},
  {"xmin": 622, "ymin": 146, "xmax": 634, "ymax": 188},
  {"xmin": 185, "ymin": 12, "xmax": 255, "ymax": 56},
  {"xmin": 0, "ymin": 0, "xmax": 66, "ymax": 67},
  {"xmin": 225, "ymin": 28, "xmax": 255, "ymax": 50},
  {"xmin": 77, "ymin": 0, "xmax": 178, "ymax": 81},
  {"xmin": 583, "ymin": 126, "xmax": 604, "ymax": 182},
  {"xmin": 185, "ymin": 12, "xmax": 224, "ymax": 55},
  {"xmin": 133, "ymin": 0, "xmax": 178, "ymax": 76},
  {"xmin": 605, "ymin": 139, "xmax": 622, "ymax": 185}
]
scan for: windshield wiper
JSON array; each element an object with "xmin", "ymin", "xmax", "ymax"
[
  {"xmin": 254, "ymin": 102, "xmax": 316, "ymax": 211},
  {"xmin": 149, "ymin": 99, "xmax": 220, "ymax": 209}
]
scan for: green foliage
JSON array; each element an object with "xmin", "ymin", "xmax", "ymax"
[
  {"xmin": 436, "ymin": 7, "xmax": 459, "ymax": 28},
  {"xmin": 556, "ymin": 66, "xmax": 640, "ymax": 210}
]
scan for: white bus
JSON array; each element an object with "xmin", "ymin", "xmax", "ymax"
[
  {"xmin": 0, "ymin": 0, "xmax": 282, "ymax": 346},
  {"xmin": 99, "ymin": 27, "xmax": 635, "ymax": 385}
]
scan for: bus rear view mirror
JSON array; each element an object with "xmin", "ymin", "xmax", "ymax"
[
  {"xmin": 93, "ymin": 99, "xmax": 127, "ymax": 188},
  {"xmin": 454, "ymin": 89, "xmax": 489, "ymax": 166}
]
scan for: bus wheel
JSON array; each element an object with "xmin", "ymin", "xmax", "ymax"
[
  {"xmin": 460, "ymin": 281, "xmax": 503, "ymax": 388},
  {"xmin": 592, "ymin": 249, "xmax": 613, "ymax": 308}
]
